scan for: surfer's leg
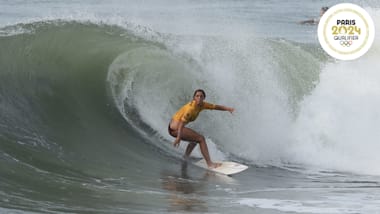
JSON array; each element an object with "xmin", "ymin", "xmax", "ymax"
[
  {"xmin": 179, "ymin": 127, "xmax": 221, "ymax": 168},
  {"xmin": 184, "ymin": 142, "xmax": 197, "ymax": 158}
]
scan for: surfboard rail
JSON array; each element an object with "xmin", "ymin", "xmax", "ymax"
[{"xmin": 194, "ymin": 159, "xmax": 248, "ymax": 175}]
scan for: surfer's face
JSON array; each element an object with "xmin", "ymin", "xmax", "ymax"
[{"xmin": 193, "ymin": 91, "xmax": 205, "ymax": 105}]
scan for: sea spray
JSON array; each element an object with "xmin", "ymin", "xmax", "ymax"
[{"xmin": 291, "ymin": 9, "xmax": 380, "ymax": 175}]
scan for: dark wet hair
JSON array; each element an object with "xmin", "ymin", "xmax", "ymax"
[{"xmin": 193, "ymin": 89, "xmax": 206, "ymax": 98}]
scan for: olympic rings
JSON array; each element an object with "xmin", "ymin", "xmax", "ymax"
[{"xmin": 340, "ymin": 40, "xmax": 353, "ymax": 47}]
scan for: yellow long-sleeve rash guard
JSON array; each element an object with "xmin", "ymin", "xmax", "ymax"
[{"xmin": 172, "ymin": 100, "xmax": 216, "ymax": 123}]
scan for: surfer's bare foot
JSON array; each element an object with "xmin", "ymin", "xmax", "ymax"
[{"xmin": 207, "ymin": 162, "xmax": 222, "ymax": 169}]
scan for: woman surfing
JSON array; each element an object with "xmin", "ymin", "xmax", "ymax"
[{"xmin": 168, "ymin": 89, "xmax": 234, "ymax": 168}]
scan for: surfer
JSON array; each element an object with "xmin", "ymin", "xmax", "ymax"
[
  {"xmin": 168, "ymin": 89, "xmax": 234, "ymax": 169},
  {"xmin": 300, "ymin": 6, "xmax": 329, "ymax": 24}
]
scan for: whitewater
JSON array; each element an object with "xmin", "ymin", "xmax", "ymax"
[{"xmin": 1, "ymin": 0, "xmax": 380, "ymax": 213}]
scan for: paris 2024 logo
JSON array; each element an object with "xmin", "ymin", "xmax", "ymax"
[{"xmin": 318, "ymin": 3, "xmax": 375, "ymax": 60}]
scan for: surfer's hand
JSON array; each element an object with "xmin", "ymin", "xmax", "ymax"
[
  {"xmin": 228, "ymin": 107, "xmax": 235, "ymax": 114},
  {"xmin": 173, "ymin": 138, "xmax": 180, "ymax": 148}
]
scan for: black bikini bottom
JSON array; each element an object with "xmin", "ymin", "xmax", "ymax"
[{"xmin": 168, "ymin": 123, "xmax": 176, "ymax": 137}]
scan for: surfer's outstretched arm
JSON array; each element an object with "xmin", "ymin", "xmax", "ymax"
[{"xmin": 215, "ymin": 105, "xmax": 234, "ymax": 113}]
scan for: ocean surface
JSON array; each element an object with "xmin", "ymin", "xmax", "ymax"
[{"xmin": 1, "ymin": 0, "xmax": 380, "ymax": 213}]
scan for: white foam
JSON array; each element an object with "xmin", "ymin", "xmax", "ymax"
[
  {"xmin": 239, "ymin": 198, "xmax": 344, "ymax": 213},
  {"xmin": 291, "ymin": 9, "xmax": 380, "ymax": 175},
  {"xmin": 238, "ymin": 195, "xmax": 380, "ymax": 214}
]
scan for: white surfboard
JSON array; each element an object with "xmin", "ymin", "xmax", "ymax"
[{"xmin": 194, "ymin": 159, "xmax": 248, "ymax": 175}]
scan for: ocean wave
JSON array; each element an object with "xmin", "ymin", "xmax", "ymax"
[
  {"xmin": 0, "ymin": 21, "xmax": 162, "ymax": 179},
  {"xmin": 3, "ymin": 18, "xmax": 378, "ymax": 177}
]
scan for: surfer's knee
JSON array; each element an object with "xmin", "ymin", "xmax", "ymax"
[{"xmin": 196, "ymin": 135, "xmax": 206, "ymax": 144}]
